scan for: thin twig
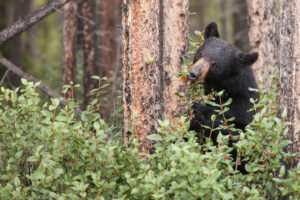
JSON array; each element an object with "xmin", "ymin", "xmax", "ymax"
[{"xmin": 0, "ymin": 69, "xmax": 10, "ymax": 86}]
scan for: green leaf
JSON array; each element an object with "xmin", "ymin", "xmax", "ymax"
[
  {"xmin": 21, "ymin": 78, "xmax": 28, "ymax": 85},
  {"xmin": 279, "ymin": 165, "xmax": 285, "ymax": 177},
  {"xmin": 147, "ymin": 134, "xmax": 162, "ymax": 141}
]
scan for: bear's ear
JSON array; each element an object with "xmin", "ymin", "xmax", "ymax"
[
  {"xmin": 204, "ymin": 22, "xmax": 220, "ymax": 39},
  {"xmin": 238, "ymin": 52, "xmax": 259, "ymax": 66}
]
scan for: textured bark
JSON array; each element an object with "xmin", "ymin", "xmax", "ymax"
[
  {"xmin": 162, "ymin": 0, "xmax": 188, "ymax": 123},
  {"xmin": 279, "ymin": 0, "xmax": 300, "ymax": 173},
  {"xmin": 0, "ymin": 54, "xmax": 82, "ymax": 115},
  {"xmin": 247, "ymin": 0, "xmax": 279, "ymax": 88},
  {"xmin": 62, "ymin": 0, "xmax": 78, "ymax": 99},
  {"xmin": 81, "ymin": 0, "xmax": 97, "ymax": 106},
  {"xmin": 122, "ymin": 0, "xmax": 161, "ymax": 154},
  {"xmin": 0, "ymin": 0, "xmax": 70, "ymax": 46},
  {"xmin": 233, "ymin": 0, "xmax": 249, "ymax": 51},
  {"xmin": 98, "ymin": 0, "xmax": 121, "ymax": 120}
]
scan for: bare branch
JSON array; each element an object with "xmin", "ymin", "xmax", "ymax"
[
  {"xmin": 0, "ymin": 0, "xmax": 71, "ymax": 46},
  {"xmin": 0, "ymin": 54, "xmax": 82, "ymax": 115}
]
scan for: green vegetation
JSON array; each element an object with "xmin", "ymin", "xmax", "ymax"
[{"xmin": 0, "ymin": 34, "xmax": 299, "ymax": 199}]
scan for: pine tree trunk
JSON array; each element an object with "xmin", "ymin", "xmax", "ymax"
[
  {"xmin": 122, "ymin": 0, "xmax": 161, "ymax": 154},
  {"xmin": 81, "ymin": 0, "xmax": 97, "ymax": 106},
  {"xmin": 247, "ymin": 0, "xmax": 279, "ymax": 88},
  {"xmin": 162, "ymin": 0, "xmax": 189, "ymax": 123},
  {"xmin": 233, "ymin": 0, "xmax": 249, "ymax": 51},
  {"xmin": 279, "ymin": 0, "xmax": 300, "ymax": 173},
  {"xmin": 98, "ymin": 0, "xmax": 121, "ymax": 120},
  {"xmin": 62, "ymin": 1, "xmax": 78, "ymax": 99}
]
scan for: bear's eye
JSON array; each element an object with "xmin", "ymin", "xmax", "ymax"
[{"xmin": 210, "ymin": 61, "xmax": 217, "ymax": 68}]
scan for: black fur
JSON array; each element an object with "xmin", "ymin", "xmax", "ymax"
[{"xmin": 189, "ymin": 22, "xmax": 259, "ymax": 174}]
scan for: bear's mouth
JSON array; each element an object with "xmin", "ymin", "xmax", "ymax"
[{"xmin": 188, "ymin": 58, "xmax": 211, "ymax": 84}]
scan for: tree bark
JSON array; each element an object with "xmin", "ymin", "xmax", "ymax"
[
  {"xmin": 162, "ymin": 0, "xmax": 189, "ymax": 123},
  {"xmin": 279, "ymin": 0, "xmax": 300, "ymax": 173},
  {"xmin": 62, "ymin": 0, "xmax": 78, "ymax": 99},
  {"xmin": 80, "ymin": 0, "xmax": 97, "ymax": 106},
  {"xmin": 0, "ymin": 0, "xmax": 71, "ymax": 46},
  {"xmin": 246, "ymin": 0, "xmax": 279, "ymax": 88},
  {"xmin": 98, "ymin": 0, "xmax": 122, "ymax": 120},
  {"xmin": 122, "ymin": 0, "xmax": 161, "ymax": 154},
  {"xmin": 233, "ymin": 0, "xmax": 249, "ymax": 51}
]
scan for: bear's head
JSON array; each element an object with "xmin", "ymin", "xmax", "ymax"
[{"xmin": 188, "ymin": 22, "xmax": 258, "ymax": 84}]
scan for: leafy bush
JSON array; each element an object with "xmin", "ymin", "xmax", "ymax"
[
  {"xmin": 0, "ymin": 74, "xmax": 299, "ymax": 199},
  {"xmin": 0, "ymin": 32, "xmax": 299, "ymax": 199}
]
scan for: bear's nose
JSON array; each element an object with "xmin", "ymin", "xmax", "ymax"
[{"xmin": 188, "ymin": 72, "xmax": 197, "ymax": 81}]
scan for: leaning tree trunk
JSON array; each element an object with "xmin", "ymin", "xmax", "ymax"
[
  {"xmin": 233, "ymin": 0, "xmax": 249, "ymax": 51},
  {"xmin": 81, "ymin": 0, "xmax": 97, "ymax": 106},
  {"xmin": 247, "ymin": 0, "xmax": 279, "ymax": 88},
  {"xmin": 162, "ymin": 0, "xmax": 189, "ymax": 123},
  {"xmin": 122, "ymin": 0, "xmax": 161, "ymax": 154},
  {"xmin": 62, "ymin": 0, "xmax": 78, "ymax": 99},
  {"xmin": 279, "ymin": 0, "xmax": 300, "ymax": 174}
]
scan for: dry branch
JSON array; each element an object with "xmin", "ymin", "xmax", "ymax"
[
  {"xmin": 0, "ymin": 0, "xmax": 70, "ymax": 46},
  {"xmin": 0, "ymin": 54, "xmax": 82, "ymax": 115}
]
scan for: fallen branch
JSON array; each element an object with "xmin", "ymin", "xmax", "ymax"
[
  {"xmin": 0, "ymin": 0, "xmax": 71, "ymax": 46},
  {"xmin": 0, "ymin": 54, "xmax": 82, "ymax": 115}
]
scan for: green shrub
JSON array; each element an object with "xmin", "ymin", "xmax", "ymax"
[
  {"xmin": 0, "ymin": 32, "xmax": 299, "ymax": 200},
  {"xmin": 0, "ymin": 73, "xmax": 299, "ymax": 199}
]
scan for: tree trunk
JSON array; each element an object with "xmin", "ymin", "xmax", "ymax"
[
  {"xmin": 81, "ymin": 0, "xmax": 97, "ymax": 106},
  {"xmin": 122, "ymin": 0, "xmax": 161, "ymax": 154},
  {"xmin": 162, "ymin": 0, "xmax": 189, "ymax": 123},
  {"xmin": 62, "ymin": 1, "xmax": 78, "ymax": 99},
  {"xmin": 220, "ymin": 0, "xmax": 227, "ymax": 40},
  {"xmin": 98, "ymin": 0, "xmax": 122, "ymax": 121},
  {"xmin": 247, "ymin": 0, "xmax": 279, "ymax": 88},
  {"xmin": 233, "ymin": 0, "xmax": 249, "ymax": 51},
  {"xmin": 24, "ymin": 0, "xmax": 37, "ymax": 58},
  {"xmin": 279, "ymin": 0, "xmax": 300, "ymax": 173}
]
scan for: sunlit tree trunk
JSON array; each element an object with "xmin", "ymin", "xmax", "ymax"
[
  {"xmin": 81, "ymin": 0, "xmax": 97, "ymax": 106},
  {"xmin": 279, "ymin": 0, "xmax": 300, "ymax": 175},
  {"xmin": 122, "ymin": 0, "xmax": 161, "ymax": 154},
  {"xmin": 98, "ymin": 0, "xmax": 122, "ymax": 120},
  {"xmin": 247, "ymin": 0, "xmax": 279, "ymax": 88},
  {"xmin": 62, "ymin": 1, "xmax": 78, "ymax": 99},
  {"xmin": 233, "ymin": 0, "xmax": 249, "ymax": 51},
  {"xmin": 162, "ymin": 0, "xmax": 188, "ymax": 123}
]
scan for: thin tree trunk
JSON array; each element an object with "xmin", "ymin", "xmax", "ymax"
[
  {"xmin": 233, "ymin": 0, "xmax": 249, "ymax": 51},
  {"xmin": 24, "ymin": 0, "xmax": 37, "ymax": 58},
  {"xmin": 81, "ymin": 0, "xmax": 97, "ymax": 106},
  {"xmin": 62, "ymin": 0, "xmax": 78, "ymax": 99},
  {"xmin": 122, "ymin": 0, "xmax": 161, "ymax": 154},
  {"xmin": 279, "ymin": 0, "xmax": 300, "ymax": 174},
  {"xmin": 162, "ymin": 0, "xmax": 189, "ymax": 123},
  {"xmin": 220, "ymin": 0, "xmax": 227, "ymax": 40},
  {"xmin": 98, "ymin": 0, "xmax": 121, "ymax": 120},
  {"xmin": 247, "ymin": 0, "xmax": 279, "ymax": 88}
]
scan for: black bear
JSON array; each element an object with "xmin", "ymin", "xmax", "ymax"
[{"xmin": 188, "ymin": 22, "xmax": 259, "ymax": 173}]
